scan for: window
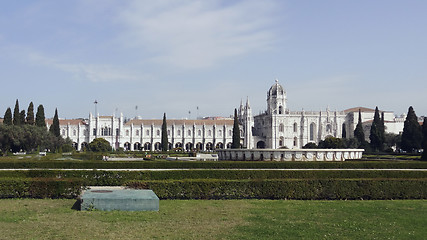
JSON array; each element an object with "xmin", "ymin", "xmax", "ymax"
[
  {"xmin": 218, "ymin": 130, "xmax": 222, "ymax": 137},
  {"xmin": 279, "ymin": 123, "xmax": 284, "ymax": 132},
  {"xmin": 116, "ymin": 128, "xmax": 119, "ymax": 136},
  {"xmin": 208, "ymin": 130, "xmax": 212, "ymax": 137},
  {"xmin": 157, "ymin": 130, "xmax": 160, "ymax": 136},
  {"xmin": 188, "ymin": 130, "xmax": 191, "ymax": 136},
  {"xmin": 93, "ymin": 128, "xmax": 97, "ymax": 136},
  {"xmin": 62, "ymin": 129, "xmax": 66, "ymax": 136},
  {"xmin": 126, "ymin": 130, "xmax": 129, "ymax": 136},
  {"xmin": 293, "ymin": 123, "xmax": 297, "ymax": 133},
  {"xmin": 293, "ymin": 137, "xmax": 297, "ymax": 147},
  {"xmin": 228, "ymin": 130, "xmax": 232, "ymax": 136},
  {"xmin": 136, "ymin": 130, "xmax": 139, "ymax": 136},
  {"xmin": 198, "ymin": 130, "xmax": 201, "ymax": 136},
  {"xmin": 279, "ymin": 106, "xmax": 283, "ymax": 114},
  {"xmin": 177, "ymin": 130, "xmax": 181, "ymax": 136},
  {"xmin": 167, "ymin": 130, "xmax": 171, "ymax": 136},
  {"xmin": 73, "ymin": 129, "xmax": 76, "ymax": 136},
  {"xmin": 146, "ymin": 130, "xmax": 150, "ymax": 136},
  {"xmin": 310, "ymin": 123, "xmax": 316, "ymax": 141}
]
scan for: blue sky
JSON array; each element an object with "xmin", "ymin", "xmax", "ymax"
[{"xmin": 0, "ymin": 0, "xmax": 426, "ymax": 120}]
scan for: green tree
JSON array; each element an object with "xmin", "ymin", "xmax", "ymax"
[
  {"xmin": 49, "ymin": 108, "xmax": 60, "ymax": 137},
  {"xmin": 232, "ymin": 108, "xmax": 240, "ymax": 149},
  {"xmin": 19, "ymin": 110, "xmax": 26, "ymax": 125},
  {"xmin": 369, "ymin": 107, "xmax": 383, "ymax": 152},
  {"xmin": 342, "ymin": 123, "xmax": 346, "ymax": 138},
  {"xmin": 26, "ymin": 102, "xmax": 35, "ymax": 125},
  {"xmin": 302, "ymin": 142, "xmax": 318, "ymax": 149},
  {"xmin": 318, "ymin": 136, "xmax": 344, "ymax": 149},
  {"xmin": 401, "ymin": 106, "xmax": 422, "ymax": 152},
  {"xmin": 13, "ymin": 99, "xmax": 21, "ymax": 125},
  {"xmin": 161, "ymin": 113, "xmax": 168, "ymax": 151},
  {"xmin": 3, "ymin": 108, "xmax": 12, "ymax": 125},
  {"xmin": 354, "ymin": 109, "xmax": 365, "ymax": 147},
  {"xmin": 421, "ymin": 117, "xmax": 427, "ymax": 160},
  {"xmin": 88, "ymin": 138, "xmax": 112, "ymax": 152},
  {"xmin": 35, "ymin": 104, "xmax": 46, "ymax": 128}
]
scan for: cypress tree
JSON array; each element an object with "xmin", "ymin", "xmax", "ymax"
[
  {"xmin": 49, "ymin": 108, "xmax": 60, "ymax": 137},
  {"xmin": 3, "ymin": 108, "xmax": 12, "ymax": 125},
  {"xmin": 26, "ymin": 102, "xmax": 35, "ymax": 125},
  {"xmin": 19, "ymin": 110, "xmax": 26, "ymax": 125},
  {"xmin": 422, "ymin": 117, "xmax": 427, "ymax": 160},
  {"xmin": 401, "ymin": 106, "xmax": 422, "ymax": 152},
  {"xmin": 12, "ymin": 99, "xmax": 20, "ymax": 125},
  {"xmin": 354, "ymin": 109, "xmax": 365, "ymax": 146},
  {"xmin": 161, "ymin": 113, "xmax": 168, "ymax": 151},
  {"xmin": 232, "ymin": 108, "xmax": 240, "ymax": 149},
  {"xmin": 35, "ymin": 104, "xmax": 46, "ymax": 128},
  {"xmin": 369, "ymin": 106, "xmax": 382, "ymax": 152}
]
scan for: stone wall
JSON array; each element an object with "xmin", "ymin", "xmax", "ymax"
[{"xmin": 217, "ymin": 149, "xmax": 364, "ymax": 161}]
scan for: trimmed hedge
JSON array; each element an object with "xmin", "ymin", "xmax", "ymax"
[
  {"xmin": 0, "ymin": 159, "xmax": 427, "ymax": 169},
  {"xmin": 0, "ymin": 178, "xmax": 83, "ymax": 199},
  {"xmin": 127, "ymin": 179, "xmax": 427, "ymax": 200},
  {"xmin": 0, "ymin": 170, "xmax": 426, "ymax": 184}
]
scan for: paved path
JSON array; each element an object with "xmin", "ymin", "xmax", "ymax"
[{"xmin": 0, "ymin": 168, "xmax": 426, "ymax": 171}]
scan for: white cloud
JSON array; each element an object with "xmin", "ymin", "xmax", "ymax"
[
  {"xmin": 26, "ymin": 51, "xmax": 144, "ymax": 83},
  {"xmin": 118, "ymin": 0, "xmax": 280, "ymax": 69}
]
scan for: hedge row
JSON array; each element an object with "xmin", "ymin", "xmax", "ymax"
[
  {"xmin": 0, "ymin": 170, "xmax": 426, "ymax": 185},
  {"xmin": 127, "ymin": 179, "xmax": 427, "ymax": 200},
  {"xmin": 1, "ymin": 160, "xmax": 427, "ymax": 169},
  {"xmin": 0, "ymin": 178, "xmax": 83, "ymax": 199},
  {"xmin": 0, "ymin": 177, "xmax": 425, "ymax": 200}
]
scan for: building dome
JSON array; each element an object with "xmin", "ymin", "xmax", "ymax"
[{"xmin": 268, "ymin": 79, "xmax": 285, "ymax": 97}]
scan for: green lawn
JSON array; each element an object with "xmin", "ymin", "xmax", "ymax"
[{"xmin": 0, "ymin": 199, "xmax": 425, "ymax": 239}]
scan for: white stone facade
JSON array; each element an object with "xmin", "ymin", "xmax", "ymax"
[
  {"xmin": 49, "ymin": 115, "xmax": 236, "ymax": 151},
  {"xmin": 240, "ymin": 80, "xmax": 346, "ymax": 149},
  {"xmin": 49, "ymin": 79, "xmax": 405, "ymax": 151}
]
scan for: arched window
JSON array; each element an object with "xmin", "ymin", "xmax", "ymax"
[
  {"xmin": 157, "ymin": 130, "xmax": 160, "ymax": 136},
  {"xmin": 146, "ymin": 130, "xmax": 150, "ymax": 136},
  {"xmin": 126, "ymin": 130, "xmax": 129, "ymax": 136},
  {"xmin": 136, "ymin": 130, "xmax": 139, "ymax": 136},
  {"xmin": 208, "ymin": 130, "xmax": 212, "ymax": 137},
  {"xmin": 279, "ymin": 123, "xmax": 284, "ymax": 132},
  {"xmin": 177, "ymin": 130, "xmax": 181, "ymax": 136},
  {"xmin": 228, "ymin": 130, "xmax": 232, "ymax": 136},
  {"xmin": 62, "ymin": 129, "xmax": 66, "ymax": 136},
  {"xmin": 279, "ymin": 137, "xmax": 284, "ymax": 146},
  {"xmin": 188, "ymin": 130, "xmax": 191, "ymax": 136},
  {"xmin": 279, "ymin": 106, "xmax": 283, "ymax": 114},
  {"xmin": 198, "ymin": 129, "xmax": 201, "ymax": 136},
  {"xmin": 73, "ymin": 129, "xmax": 77, "ymax": 136},
  {"xmin": 293, "ymin": 123, "xmax": 297, "ymax": 133},
  {"xmin": 293, "ymin": 137, "xmax": 298, "ymax": 147},
  {"xmin": 310, "ymin": 123, "xmax": 316, "ymax": 141},
  {"xmin": 218, "ymin": 130, "xmax": 222, "ymax": 137}
]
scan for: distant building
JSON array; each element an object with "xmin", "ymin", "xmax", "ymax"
[{"xmin": 48, "ymin": 79, "xmax": 408, "ymax": 151}]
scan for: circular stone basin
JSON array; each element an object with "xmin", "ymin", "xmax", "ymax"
[{"xmin": 91, "ymin": 190, "xmax": 113, "ymax": 193}]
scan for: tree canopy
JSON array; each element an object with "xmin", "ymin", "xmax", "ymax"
[
  {"xmin": 3, "ymin": 108, "xmax": 12, "ymax": 125},
  {"xmin": 88, "ymin": 138, "xmax": 112, "ymax": 152},
  {"xmin": 161, "ymin": 113, "xmax": 168, "ymax": 151},
  {"xmin": 13, "ymin": 99, "xmax": 21, "ymax": 125},
  {"xmin": 369, "ymin": 107, "xmax": 384, "ymax": 152},
  {"xmin": 354, "ymin": 109, "xmax": 365, "ymax": 147},
  {"xmin": 422, "ymin": 117, "xmax": 427, "ymax": 160},
  {"xmin": 26, "ymin": 102, "xmax": 35, "ymax": 125},
  {"xmin": 232, "ymin": 108, "xmax": 240, "ymax": 149},
  {"xmin": 401, "ymin": 106, "xmax": 422, "ymax": 152},
  {"xmin": 35, "ymin": 104, "xmax": 46, "ymax": 127},
  {"xmin": 49, "ymin": 108, "xmax": 60, "ymax": 137}
]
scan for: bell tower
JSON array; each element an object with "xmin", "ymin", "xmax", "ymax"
[{"xmin": 267, "ymin": 79, "xmax": 287, "ymax": 115}]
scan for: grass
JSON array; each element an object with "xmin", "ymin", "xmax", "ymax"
[{"xmin": 0, "ymin": 199, "xmax": 425, "ymax": 239}]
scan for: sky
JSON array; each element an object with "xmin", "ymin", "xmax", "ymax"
[{"xmin": 0, "ymin": 0, "xmax": 426, "ymax": 120}]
